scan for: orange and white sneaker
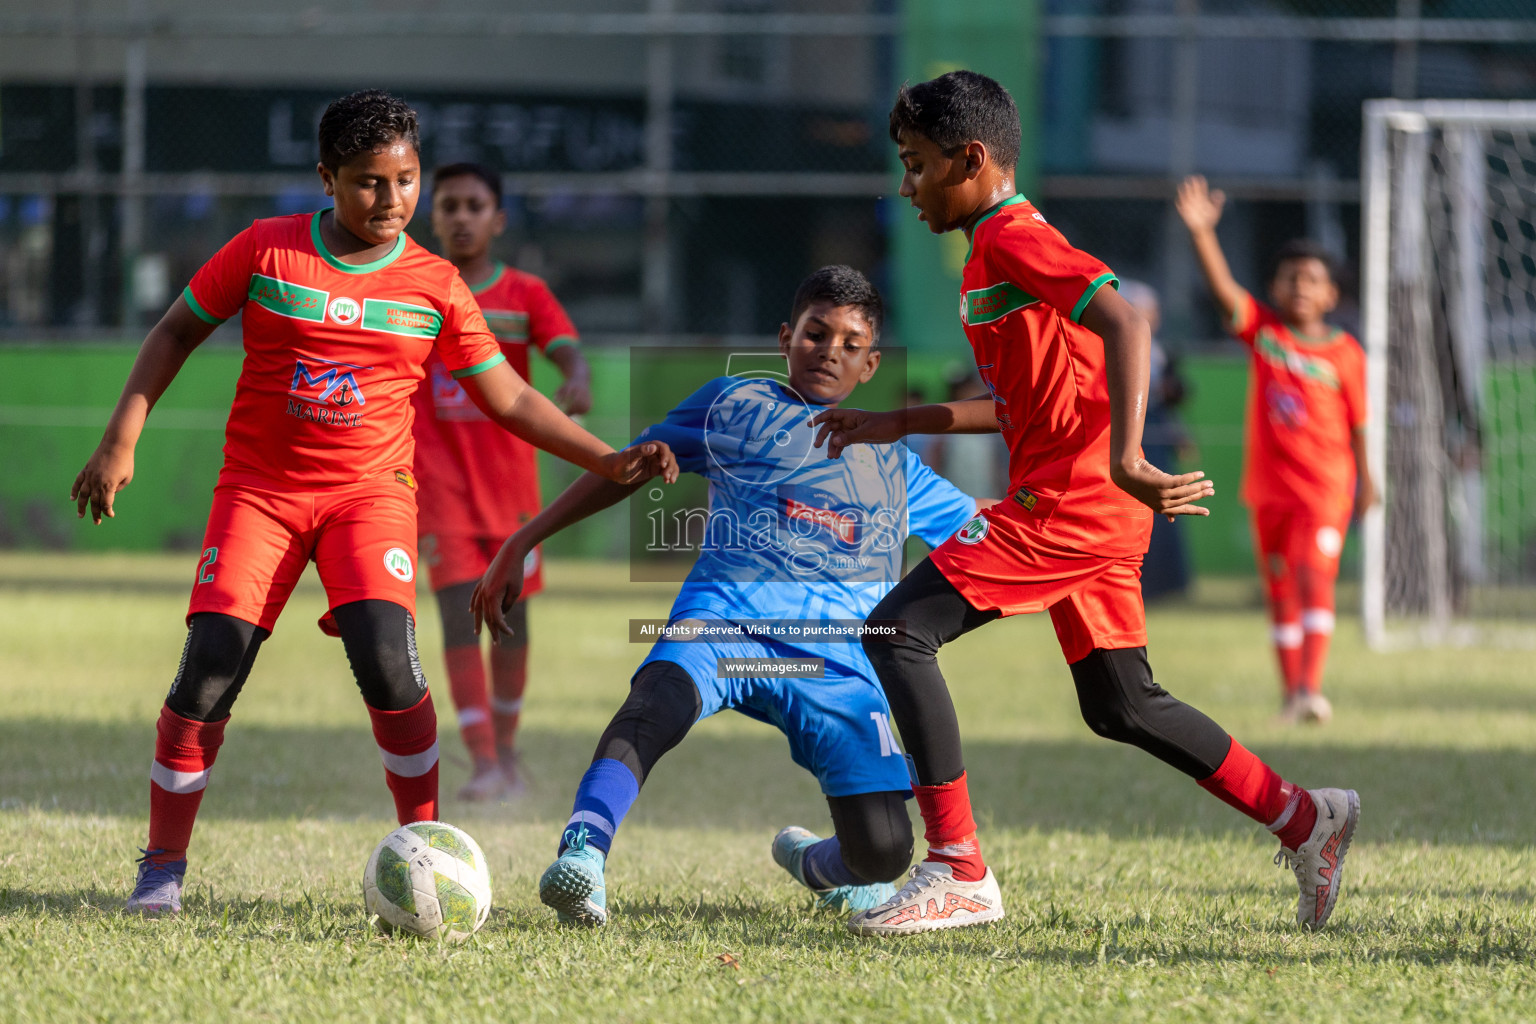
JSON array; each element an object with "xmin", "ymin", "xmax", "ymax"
[
  {"xmin": 846, "ymin": 861, "xmax": 1004, "ymax": 936},
  {"xmin": 1276, "ymin": 787, "xmax": 1359, "ymax": 930}
]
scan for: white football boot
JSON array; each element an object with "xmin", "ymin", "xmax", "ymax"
[
  {"xmin": 1300, "ymin": 692, "xmax": 1334, "ymax": 725},
  {"xmin": 1275, "ymin": 787, "xmax": 1359, "ymax": 930},
  {"xmin": 846, "ymin": 861, "xmax": 1004, "ymax": 936}
]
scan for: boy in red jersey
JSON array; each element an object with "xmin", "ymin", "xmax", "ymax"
[
  {"xmin": 1178, "ymin": 176, "xmax": 1377, "ymax": 725},
  {"xmin": 71, "ymin": 91, "xmax": 674, "ymax": 916},
  {"xmin": 413, "ymin": 162, "xmax": 593, "ymax": 801},
  {"xmin": 813, "ymin": 72, "xmax": 1359, "ymax": 935}
]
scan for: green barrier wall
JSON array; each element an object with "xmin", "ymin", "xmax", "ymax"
[{"xmin": 0, "ymin": 344, "xmax": 1266, "ymax": 574}]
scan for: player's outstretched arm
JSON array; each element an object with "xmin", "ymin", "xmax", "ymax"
[
  {"xmin": 1351, "ymin": 426, "xmax": 1378, "ymax": 513},
  {"xmin": 71, "ymin": 296, "xmax": 218, "ymax": 524},
  {"xmin": 1082, "ymin": 285, "xmax": 1215, "ymax": 522},
  {"xmin": 1176, "ymin": 175, "xmax": 1246, "ymax": 324},
  {"xmin": 811, "ymin": 398, "xmax": 998, "ymax": 460},
  {"xmin": 459, "ymin": 361, "xmax": 678, "ymax": 485},
  {"xmin": 470, "ymin": 470, "xmax": 643, "ymax": 639}
]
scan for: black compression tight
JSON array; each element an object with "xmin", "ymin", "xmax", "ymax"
[
  {"xmin": 593, "ymin": 660, "xmax": 913, "ymax": 882},
  {"xmin": 863, "ymin": 558, "xmax": 1234, "ymax": 786},
  {"xmin": 164, "ymin": 600, "xmax": 428, "ymax": 722},
  {"xmin": 435, "ymin": 580, "xmax": 527, "ymax": 651}
]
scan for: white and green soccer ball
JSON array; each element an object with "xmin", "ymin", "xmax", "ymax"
[{"xmin": 363, "ymin": 820, "xmax": 492, "ymax": 941}]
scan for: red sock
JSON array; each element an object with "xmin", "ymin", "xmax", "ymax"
[
  {"xmin": 912, "ymin": 771, "xmax": 986, "ymax": 882},
  {"xmin": 489, "ymin": 641, "xmax": 528, "ymax": 753},
  {"xmin": 1299, "ymin": 608, "xmax": 1335, "ymax": 695},
  {"xmin": 1272, "ymin": 622, "xmax": 1303, "ymax": 697},
  {"xmin": 368, "ymin": 693, "xmax": 440, "ymax": 824},
  {"xmin": 443, "ymin": 645, "xmax": 496, "ymax": 763},
  {"xmin": 1198, "ymin": 738, "xmax": 1317, "ymax": 849},
  {"xmin": 146, "ymin": 705, "xmax": 228, "ymax": 864}
]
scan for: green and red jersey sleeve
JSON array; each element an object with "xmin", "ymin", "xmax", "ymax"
[
  {"xmin": 523, "ymin": 274, "xmax": 579, "ymax": 355},
  {"xmin": 985, "ymin": 209, "xmax": 1118, "ymax": 325},
  {"xmin": 438, "ymin": 274, "xmax": 506, "ymax": 379},
  {"xmin": 183, "ymin": 223, "xmax": 260, "ymax": 325}
]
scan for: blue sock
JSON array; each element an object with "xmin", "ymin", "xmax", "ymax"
[
  {"xmin": 800, "ymin": 837, "xmax": 863, "ymax": 889},
  {"xmin": 559, "ymin": 758, "xmax": 639, "ymax": 855}
]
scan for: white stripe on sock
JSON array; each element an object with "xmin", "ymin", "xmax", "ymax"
[
  {"xmin": 565, "ymin": 811, "xmax": 616, "ymax": 842},
  {"xmin": 491, "ymin": 697, "xmax": 524, "ymax": 715},
  {"xmin": 1301, "ymin": 609, "xmax": 1336, "ymax": 635},
  {"xmin": 379, "ymin": 741, "xmax": 439, "ymax": 778},
  {"xmin": 457, "ymin": 707, "xmax": 489, "ymax": 727},
  {"xmin": 1267, "ymin": 790, "xmax": 1305, "ymax": 833},
  {"xmin": 150, "ymin": 760, "xmax": 210, "ymax": 795},
  {"xmin": 1271, "ymin": 623, "xmax": 1304, "ymax": 649},
  {"xmin": 928, "ymin": 840, "xmax": 978, "ymax": 858}
]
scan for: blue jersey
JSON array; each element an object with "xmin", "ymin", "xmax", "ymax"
[{"xmin": 636, "ymin": 376, "xmax": 976, "ymax": 625}]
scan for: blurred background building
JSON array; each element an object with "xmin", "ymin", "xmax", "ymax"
[{"xmin": 1, "ymin": 0, "xmax": 1532, "ymax": 571}]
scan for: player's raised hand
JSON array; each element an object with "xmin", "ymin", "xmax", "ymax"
[
  {"xmin": 599, "ymin": 440, "xmax": 679, "ymax": 485},
  {"xmin": 1112, "ymin": 458, "xmax": 1215, "ymax": 522},
  {"xmin": 810, "ymin": 408, "xmax": 904, "ymax": 460},
  {"xmin": 1176, "ymin": 176, "xmax": 1226, "ymax": 233},
  {"xmin": 71, "ymin": 442, "xmax": 135, "ymax": 525},
  {"xmin": 470, "ymin": 538, "xmax": 527, "ymax": 642}
]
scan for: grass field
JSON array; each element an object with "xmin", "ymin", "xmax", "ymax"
[{"xmin": 3, "ymin": 552, "xmax": 1535, "ymax": 1023}]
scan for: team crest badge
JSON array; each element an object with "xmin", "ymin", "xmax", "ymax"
[
  {"xmin": 328, "ymin": 296, "xmax": 361, "ymax": 325},
  {"xmin": 956, "ymin": 515, "xmax": 989, "ymax": 545},
  {"xmin": 383, "ymin": 547, "xmax": 415, "ymax": 582}
]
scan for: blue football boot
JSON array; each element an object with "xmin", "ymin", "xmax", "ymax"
[
  {"xmin": 126, "ymin": 849, "xmax": 186, "ymax": 916},
  {"xmin": 772, "ymin": 826, "xmax": 896, "ymax": 914},
  {"xmin": 538, "ymin": 823, "xmax": 608, "ymax": 927}
]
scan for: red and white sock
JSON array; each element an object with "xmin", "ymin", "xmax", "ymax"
[
  {"xmin": 368, "ymin": 693, "xmax": 440, "ymax": 824},
  {"xmin": 443, "ymin": 645, "xmax": 496, "ymax": 764},
  {"xmin": 1299, "ymin": 608, "xmax": 1335, "ymax": 696},
  {"xmin": 912, "ymin": 770, "xmax": 987, "ymax": 882},
  {"xmin": 489, "ymin": 642, "xmax": 528, "ymax": 755},
  {"xmin": 146, "ymin": 705, "xmax": 228, "ymax": 865},
  {"xmin": 1197, "ymin": 738, "xmax": 1317, "ymax": 850},
  {"xmin": 1271, "ymin": 621, "xmax": 1304, "ymax": 697}
]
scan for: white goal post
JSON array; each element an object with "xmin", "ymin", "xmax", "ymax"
[{"xmin": 1361, "ymin": 100, "xmax": 1536, "ymax": 650}]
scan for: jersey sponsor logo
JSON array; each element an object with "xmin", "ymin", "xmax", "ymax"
[
  {"xmin": 482, "ymin": 309, "xmax": 530, "ymax": 342},
  {"xmin": 327, "ymin": 296, "xmax": 362, "ymax": 325},
  {"xmin": 961, "ymin": 281, "xmax": 1039, "ymax": 326},
  {"xmin": 290, "ymin": 357, "xmax": 368, "ymax": 407},
  {"xmin": 383, "ymin": 547, "xmax": 415, "ymax": 582},
  {"xmin": 1012, "ymin": 486, "xmax": 1037, "ymax": 511},
  {"xmin": 394, "ymin": 469, "xmax": 416, "ymax": 489},
  {"xmin": 1264, "ymin": 382, "xmax": 1308, "ymax": 429},
  {"xmin": 1256, "ymin": 332, "xmax": 1341, "ymax": 390},
  {"xmin": 248, "ymin": 273, "xmax": 327, "ymax": 322},
  {"xmin": 362, "ymin": 298, "xmax": 443, "ymax": 338},
  {"xmin": 956, "ymin": 514, "xmax": 989, "ymax": 545},
  {"xmin": 784, "ymin": 496, "xmax": 860, "ymax": 546}
]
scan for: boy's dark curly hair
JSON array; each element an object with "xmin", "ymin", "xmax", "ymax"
[
  {"xmin": 888, "ymin": 70, "xmax": 1021, "ymax": 172},
  {"xmin": 318, "ymin": 90, "xmax": 420, "ymax": 170},
  {"xmin": 790, "ymin": 265, "xmax": 884, "ymax": 342}
]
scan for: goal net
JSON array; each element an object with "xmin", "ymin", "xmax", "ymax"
[{"xmin": 1362, "ymin": 100, "xmax": 1536, "ymax": 649}]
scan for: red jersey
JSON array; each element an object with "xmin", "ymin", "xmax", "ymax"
[
  {"xmin": 1231, "ymin": 292, "xmax": 1366, "ymax": 513},
  {"xmin": 959, "ymin": 194, "xmax": 1151, "ymax": 556},
  {"xmin": 183, "ymin": 211, "xmax": 505, "ymax": 490},
  {"xmin": 411, "ymin": 262, "xmax": 579, "ymax": 537}
]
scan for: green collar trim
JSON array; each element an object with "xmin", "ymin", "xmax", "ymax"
[
  {"xmin": 468, "ymin": 261, "xmax": 508, "ymax": 296},
  {"xmin": 965, "ymin": 194, "xmax": 1028, "ymax": 263},
  {"xmin": 309, "ymin": 210, "xmax": 407, "ymax": 274}
]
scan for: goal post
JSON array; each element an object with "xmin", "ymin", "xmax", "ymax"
[{"xmin": 1361, "ymin": 100, "xmax": 1536, "ymax": 650}]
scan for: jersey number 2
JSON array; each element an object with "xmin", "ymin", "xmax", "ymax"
[{"xmin": 197, "ymin": 546, "xmax": 219, "ymax": 584}]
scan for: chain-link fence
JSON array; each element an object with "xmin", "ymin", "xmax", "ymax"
[{"xmin": 1, "ymin": 2, "xmax": 1533, "ymax": 344}]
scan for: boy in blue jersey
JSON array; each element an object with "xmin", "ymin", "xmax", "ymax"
[{"xmin": 471, "ymin": 266, "xmax": 978, "ymax": 926}]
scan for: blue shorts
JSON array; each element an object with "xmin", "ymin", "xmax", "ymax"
[{"xmin": 637, "ymin": 619, "xmax": 913, "ymax": 799}]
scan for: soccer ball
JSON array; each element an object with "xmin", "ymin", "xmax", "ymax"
[{"xmin": 363, "ymin": 820, "xmax": 492, "ymax": 941}]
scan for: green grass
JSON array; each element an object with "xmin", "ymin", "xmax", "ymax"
[{"xmin": 2, "ymin": 553, "xmax": 1535, "ymax": 1023}]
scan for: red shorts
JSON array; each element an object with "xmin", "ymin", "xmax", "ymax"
[
  {"xmin": 418, "ymin": 532, "xmax": 544, "ymax": 598},
  {"xmin": 188, "ymin": 480, "xmax": 419, "ymax": 634},
  {"xmin": 1251, "ymin": 503, "xmax": 1351, "ymax": 581},
  {"xmin": 929, "ymin": 504, "xmax": 1148, "ymax": 664}
]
